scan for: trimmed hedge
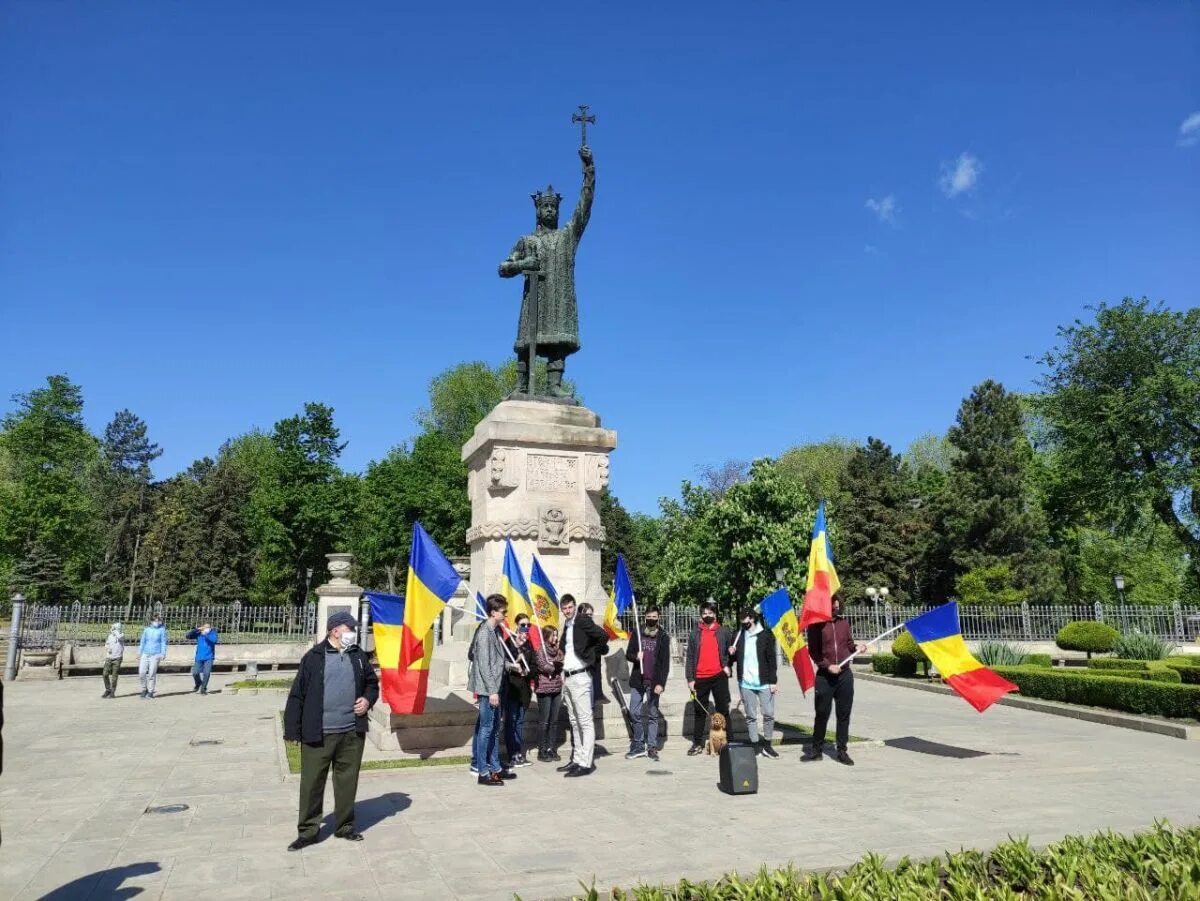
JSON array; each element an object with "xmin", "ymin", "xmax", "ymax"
[
  {"xmin": 1020, "ymin": 653, "xmax": 1052, "ymax": 667},
  {"xmin": 1162, "ymin": 661, "xmax": 1200, "ymax": 685},
  {"xmin": 891, "ymin": 630, "xmax": 929, "ymax": 664},
  {"xmin": 1055, "ymin": 620, "xmax": 1119, "ymax": 657},
  {"xmin": 871, "ymin": 653, "xmax": 916, "ymax": 677},
  {"xmin": 1057, "ymin": 664, "xmax": 1179, "ymax": 683},
  {"xmin": 1088, "ymin": 658, "xmax": 1151, "ymax": 671},
  {"xmin": 993, "ymin": 665, "xmax": 1200, "ymax": 718}
]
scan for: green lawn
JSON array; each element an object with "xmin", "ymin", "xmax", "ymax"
[{"xmin": 230, "ymin": 678, "xmax": 293, "ymax": 690}]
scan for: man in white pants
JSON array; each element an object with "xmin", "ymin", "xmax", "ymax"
[{"xmin": 555, "ymin": 595, "xmax": 609, "ymax": 778}]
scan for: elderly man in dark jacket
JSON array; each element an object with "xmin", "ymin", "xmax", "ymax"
[{"xmin": 284, "ymin": 611, "xmax": 379, "ymax": 851}]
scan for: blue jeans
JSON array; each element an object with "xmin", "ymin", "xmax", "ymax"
[
  {"xmin": 503, "ymin": 691, "xmax": 527, "ymax": 762},
  {"xmin": 473, "ymin": 698, "xmax": 502, "ymax": 775},
  {"xmin": 191, "ymin": 658, "xmax": 213, "ymax": 692},
  {"xmin": 629, "ymin": 687, "xmax": 660, "ymax": 751}
]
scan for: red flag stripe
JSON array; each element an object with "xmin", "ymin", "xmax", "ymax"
[{"xmin": 945, "ymin": 668, "xmax": 1018, "ymax": 713}]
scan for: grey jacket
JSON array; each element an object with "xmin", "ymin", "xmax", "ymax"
[
  {"xmin": 105, "ymin": 631, "xmax": 125, "ymax": 660},
  {"xmin": 467, "ymin": 621, "xmax": 506, "ymax": 696}
]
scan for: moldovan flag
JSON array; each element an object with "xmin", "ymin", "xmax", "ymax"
[
  {"xmin": 760, "ymin": 587, "xmax": 815, "ymax": 693},
  {"xmin": 473, "ymin": 591, "xmax": 488, "ymax": 622},
  {"xmin": 904, "ymin": 602, "xmax": 1017, "ymax": 713},
  {"xmin": 799, "ymin": 500, "xmax": 840, "ymax": 629},
  {"xmin": 393, "ymin": 525, "xmax": 458, "ymax": 715},
  {"xmin": 528, "ymin": 556, "xmax": 560, "ymax": 641},
  {"xmin": 500, "ymin": 539, "xmax": 535, "ymax": 628},
  {"xmin": 603, "ymin": 587, "xmax": 628, "ymax": 641}
]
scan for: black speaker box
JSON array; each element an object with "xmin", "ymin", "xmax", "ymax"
[{"xmin": 718, "ymin": 742, "xmax": 758, "ymax": 795}]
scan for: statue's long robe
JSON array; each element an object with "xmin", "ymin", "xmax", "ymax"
[{"xmin": 503, "ymin": 164, "xmax": 594, "ymax": 358}]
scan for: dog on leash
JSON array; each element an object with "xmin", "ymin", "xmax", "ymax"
[{"xmin": 705, "ymin": 712, "xmax": 728, "ymax": 756}]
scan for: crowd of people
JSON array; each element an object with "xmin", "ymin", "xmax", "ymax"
[{"xmin": 464, "ymin": 592, "xmax": 867, "ymax": 786}]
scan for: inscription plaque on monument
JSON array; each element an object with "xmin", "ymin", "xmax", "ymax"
[{"xmin": 527, "ymin": 454, "xmax": 578, "ymax": 492}]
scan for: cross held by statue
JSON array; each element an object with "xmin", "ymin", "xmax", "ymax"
[{"xmin": 571, "ymin": 104, "xmax": 596, "ymax": 147}]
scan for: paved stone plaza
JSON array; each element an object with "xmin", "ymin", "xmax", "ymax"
[{"xmin": 2, "ymin": 671, "xmax": 1198, "ymax": 900}]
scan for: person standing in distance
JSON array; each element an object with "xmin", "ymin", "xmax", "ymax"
[
  {"xmin": 685, "ymin": 601, "xmax": 733, "ymax": 756},
  {"xmin": 185, "ymin": 622, "xmax": 220, "ymax": 695},
  {"xmin": 730, "ymin": 607, "xmax": 780, "ymax": 759},
  {"xmin": 802, "ymin": 594, "xmax": 866, "ymax": 765},
  {"xmin": 101, "ymin": 623, "xmax": 124, "ymax": 699},
  {"xmin": 137, "ymin": 616, "xmax": 168, "ymax": 700},
  {"xmin": 558, "ymin": 594, "xmax": 609, "ymax": 777},
  {"xmin": 284, "ymin": 611, "xmax": 379, "ymax": 850}
]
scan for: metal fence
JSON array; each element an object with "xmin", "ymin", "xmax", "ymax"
[
  {"xmin": 23, "ymin": 602, "xmax": 321, "ymax": 646},
  {"xmin": 624, "ymin": 601, "xmax": 1200, "ymax": 650}
]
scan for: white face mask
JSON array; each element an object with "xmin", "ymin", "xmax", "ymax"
[{"xmin": 339, "ymin": 630, "xmax": 357, "ymax": 649}]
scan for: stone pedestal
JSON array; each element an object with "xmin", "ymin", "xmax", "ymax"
[
  {"xmin": 461, "ymin": 400, "xmax": 617, "ymax": 610},
  {"xmin": 314, "ymin": 552, "xmax": 363, "ymax": 638}
]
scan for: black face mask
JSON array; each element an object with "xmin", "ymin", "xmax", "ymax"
[
  {"xmin": 741, "ymin": 622, "xmax": 753, "ymax": 630},
  {"xmin": 702, "ymin": 615, "xmax": 715, "ymax": 624},
  {"xmin": 645, "ymin": 619, "xmax": 659, "ymax": 629}
]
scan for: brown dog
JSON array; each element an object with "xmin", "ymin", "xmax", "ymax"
[{"xmin": 705, "ymin": 712, "xmax": 728, "ymax": 756}]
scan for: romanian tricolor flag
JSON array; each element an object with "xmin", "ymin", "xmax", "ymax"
[
  {"xmin": 904, "ymin": 602, "xmax": 1018, "ymax": 713},
  {"xmin": 603, "ymin": 587, "xmax": 628, "ymax": 641},
  {"xmin": 500, "ymin": 539, "xmax": 534, "ymax": 628},
  {"xmin": 760, "ymin": 587, "xmax": 815, "ymax": 694},
  {"xmin": 391, "ymin": 525, "xmax": 460, "ymax": 715},
  {"xmin": 529, "ymin": 557, "xmax": 560, "ymax": 633},
  {"xmin": 800, "ymin": 500, "xmax": 840, "ymax": 629}
]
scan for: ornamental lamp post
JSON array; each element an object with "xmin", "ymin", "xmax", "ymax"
[
  {"xmin": 774, "ymin": 567, "xmax": 787, "ymax": 589},
  {"xmin": 1114, "ymin": 574, "xmax": 1126, "ymax": 606}
]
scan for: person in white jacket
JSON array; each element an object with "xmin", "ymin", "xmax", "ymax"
[{"xmin": 102, "ymin": 623, "xmax": 124, "ymax": 698}]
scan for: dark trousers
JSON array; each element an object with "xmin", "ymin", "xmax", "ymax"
[
  {"xmin": 691, "ymin": 674, "xmax": 730, "ymax": 745},
  {"xmin": 536, "ymin": 692, "xmax": 562, "ymax": 752},
  {"xmin": 812, "ymin": 669, "xmax": 854, "ymax": 751},
  {"xmin": 297, "ymin": 730, "xmax": 365, "ymax": 840},
  {"xmin": 502, "ymin": 692, "xmax": 527, "ymax": 762}
]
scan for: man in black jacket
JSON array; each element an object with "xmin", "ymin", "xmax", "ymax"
[
  {"xmin": 730, "ymin": 606, "xmax": 780, "ymax": 759},
  {"xmin": 284, "ymin": 611, "xmax": 379, "ymax": 851},
  {"xmin": 557, "ymin": 595, "xmax": 609, "ymax": 777},
  {"xmin": 624, "ymin": 605, "xmax": 670, "ymax": 761}
]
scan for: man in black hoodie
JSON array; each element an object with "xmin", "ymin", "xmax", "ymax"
[{"xmin": 284, "ymin": 611, "xmax": 379, "ymax": 851}]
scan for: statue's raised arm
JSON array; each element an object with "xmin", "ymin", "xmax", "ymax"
[{"xmin": 569, "ymin": 145, "xmax": 595, "ymax": 240}]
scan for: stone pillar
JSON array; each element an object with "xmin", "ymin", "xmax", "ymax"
[
  {"xmin": 462, "ymin": 399, "xmax": 617, "ymax": 611},
  {"xmin": 314, "ymin": 552, "xmax": 363, "ymax": 638}
]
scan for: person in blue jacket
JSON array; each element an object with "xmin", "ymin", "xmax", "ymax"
[
  {"xmin": 185, "ymin": 623, "xmax": 220, "ymax": 695},
  {"xmin": 138, "ymin": 616, "xmax": 168, "ymax": 699}
]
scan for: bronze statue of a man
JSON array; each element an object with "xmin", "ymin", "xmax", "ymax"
[{"xmin": 499, "ymin": 144, "xmax": 595, "ymax": 399}]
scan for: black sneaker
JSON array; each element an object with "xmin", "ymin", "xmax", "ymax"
[
  {"xmin": 288, "ymin": 836, "xmax": 317, "ymax": 852},
  {"xmin": 759, "ymin": 743, "xmax": 781, "ymax": 760},
  {"xmin": 498, "ymin": 769, "xmax": 517, "ymax": 780},
  {"xmin": 647, "ymin": 748, "xmax": 660, "ymax": 761},
  {"xmin": 511, "ymin": 754, "xmax": 532, "ymax": 768},
  {"xmin": 801, "ymin": 746, "xmax": 824, "ymax": 762},
  {"xmin": 565, "ymin": 764, "xmax": 595, "ymax": 777},
  {"xmin": 625, "ymin": 746, "xmax": 647, "ymax": 760},
  {"xmin": 555, "ymin": 761, "xmax": 576, "ymax": 773},
  {"xmin": 687, "ymin": 743, "xmax": 704, "ymax": 756},
  {"xmin": 477, "ymin": 773, "xmax": 504, "ymax": 786},
  {"xmin": 101, "ymin": 690, "xmax": 111, "ymax": 698},
  {"xmin": 835, "ymin": 749, "xmax": 855, "ymax": 766},
  {"xmin": 550, "ymin": 751, "xmax": 562, "ymax": 761},
  {"xmin": 140, "ymin": 691, "xmax": 148, "ymax": 699}
]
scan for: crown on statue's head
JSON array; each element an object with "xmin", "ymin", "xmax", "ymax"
[{"xmin": 531, "ymin": 185, "xmax": 563, "ymax": 207}]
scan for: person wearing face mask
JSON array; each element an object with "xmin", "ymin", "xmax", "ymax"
[
  {"xmin": 684, "ymin": 600, "xmax": 733, "ymax": 756},
  {"xmin": 502, "ymin": 613, "xmax": 536, "ymax": 768},
  {"xmin": 624, "ymin": 606, "xmax": 670, "ymax": 761},
  {"xmin": 137, "ymin": 616, "xmax": 168, "ymax": 700},
  {"xmin": 184, "ymin": 622, "xmax": 220, "ymax": 695},
  {"xmin": 729, "ymin": 607, "xmax": 780, "ymax": 759},
  {"xmin": 101, "ymin": 623, "xmax": 124, "ymax": 699},
  {"xmin": 802, "ymin": 594, "xmax": 866, "ymax": 765},
  {"xmin": 284, "ymin": 611, "xmax": 379, "ymax": 850},
  {"xmin": 533, "ymin": 625, "xmax": 565, "ymax": 762}
]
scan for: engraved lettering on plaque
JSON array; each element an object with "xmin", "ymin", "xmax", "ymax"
[{"xmin": 527, "ymin": 454, "xmax": 578, "ymax": 492}]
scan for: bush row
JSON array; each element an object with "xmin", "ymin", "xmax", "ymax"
[
  {"xmin": 993, "ymin": 665, "xmax": 1200, "ymax": 719},
  {"xmin": 870, "ymin": 653, "xmax": 916, "ymax": 677},
  {"xmin": 593, "ymin": 822, "xmax": 1200, "ymax": 900},
  {"xmin": 1088, "ymin": 658, "xmax": 1152, "ymax": 671}
]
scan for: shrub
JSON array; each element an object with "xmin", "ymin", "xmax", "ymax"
[
  {"xmin": 993, "ymin": 666, "xmax": 1200, "ymax": 718},
  {"xmin": 1058, "ymin": 665, "xmax": 1179, "ymax": 683},
  {"xmin": 871, "ymin": 653, "xmax": 897, "ymax": 675},
  {"xmin": 974, "ymin": 640, "xmax": 1027, "ymax": 667},
  {"xmin": 891, "ymin": 630, "xmax": 928, "ymax": 665},
  {"xmin": 1020, "ymin": 653, "xmax": 1053, "ymax": 667},
  {"xmin": 1162, "ymin": 662, "xmax": 1200, "ymax": 685},
  {"xmin": 1088, "ymin": 658, "xmax": 1151, "ymax": 671},
  {"xmin": 600, "ymin": 822, "xmax": 1200, "ymax": 899},
  {"xmin": 1112, "ymin": 631, "xmax": 1177, "ymax": 661},
  {"xmin": 1055, "ymin": 621, "xmax": 1119, "ymax": 658}
]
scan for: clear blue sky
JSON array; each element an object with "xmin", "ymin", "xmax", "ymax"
[{"xmin": 2, "ymin": 2, "xmax": 1197, "ymax": 514}]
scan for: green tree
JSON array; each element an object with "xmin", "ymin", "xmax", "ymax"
[
  {"xmin": 1037, "ymin": 298, "xmax": 1200, "ymax": 585},
  {"xmin": 941, "ymin": 380, "xmax": 1064, "ymax": 602},
  {"xmin": 0, "ymin": 375, "xmax": 101, "ymax": 600},
  {"xmin": 95, "ymin": 409, "xmax": 161, "ymax": 603},
  {"xmin": 836, "ymin": 438, "xmax": 918, "ymax": 603},
  {"xmin": 776, "ymin": 438, "xmax": 858, "ymax": 507},
  {"xmin": 598, "ymin": 489, "xmax": 662, "ymax": 600}
]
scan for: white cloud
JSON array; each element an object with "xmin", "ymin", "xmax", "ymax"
[
  {"xmin": 865, "ymin": 194, "xmax": 898, "ymax": 224},
  {"xmin": 1178, "ymin": 111, "xmax": 1200, "ymax": 148},
  {"xmin": 939, "ymin": 152, "xmax": 983, "ymax": 197}
]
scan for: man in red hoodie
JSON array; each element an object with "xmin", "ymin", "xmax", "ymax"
[{"xmin": 684, "ymin": 600, "xmax": 733, "ymax": 756}]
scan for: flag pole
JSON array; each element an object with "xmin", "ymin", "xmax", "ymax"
[{"xmin": 835, "ymin": 622, "xmax": 904, "ymax": 669}]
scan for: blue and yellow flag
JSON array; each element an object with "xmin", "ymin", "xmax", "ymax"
[
  {"xmin": 529, "ymin": 556, "xmax": 560, "ymax": 632},
  {"xmin": 760, "ymin": 587, "xmax": 814, "ymax": 693},
  {"xmin": 500, "ymin": 539, "xmax": 534, "ymax": 628}
]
